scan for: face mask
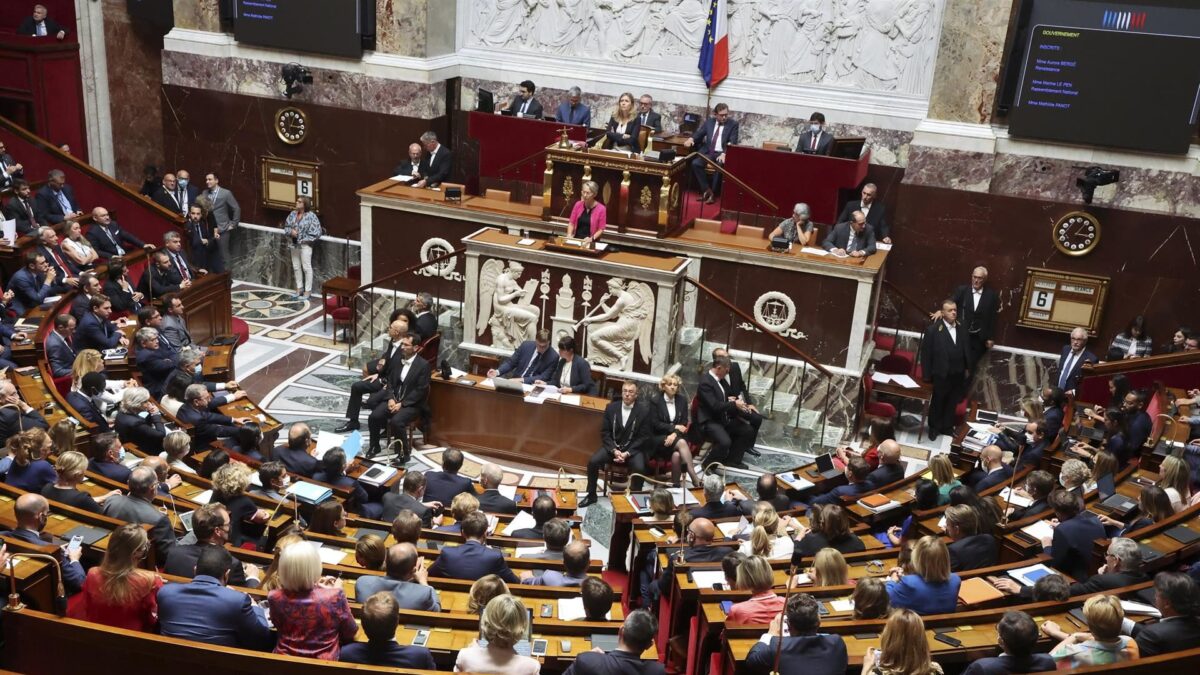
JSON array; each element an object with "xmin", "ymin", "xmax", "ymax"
[
  {"xmin": 138, "ymin": 411, "xmax": 150, "ymax": 419},
  {"xmin": 117, "ymin": 448, "xmax": 126, "ymax": 461},
  {"xmin": 280, "ymin": 475, "xmax": 291, "ymax": 490},
  {"xmin": 1060, "ymin": 475, "xmax": 1069, "ymax": 488},
  {"xmin": 194, "ymin": 363, "xmax": 203, "ymax": 375},
  {"xmin": 178, "ymin": 178, "xmax": 188, "ymax": 187},
  {"xmin": 810, "ymin": 124, "xmax": 821, "ymax": 133}
]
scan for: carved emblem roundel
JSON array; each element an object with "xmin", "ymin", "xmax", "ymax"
[
  {"xmin": 753, "ymin": 291, "xmax": 796, "ymax": 333},
  {"xmin": 419, "ymin": 237, "xmax": 458, "ymax": 279}
]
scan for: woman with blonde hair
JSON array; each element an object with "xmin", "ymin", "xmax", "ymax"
[
  {"xmin": 260, "ymin": 533, "xmax": 306, "ymax": 592},
  {"xmin": 43, "ymin": 449, "xmax": 120, "ymax": 513},
  {"xmin": 862, "ymin": 608, "xmax": 942, "ymax": 675},
  {"xmin": 811, "ymin": 547, "xmax": 849, "ymax": 587},
  {"xmin": 604, "ymin": 92, "xmax": 641, "ymax": 152},
  {"xmin": 885, "ymin": 536, "xmax": 960, "ymax": 615},
  {"xmin": 61, "ymin": 221, "xmax": 99, "ymax": 269},
  {"xmin": 354, "ymin": 534, "xmax": 386, "ymax": 571},
  {"xmin": 437, "ymin": 492, "xmax": 480, "ymax": 533},
  {"xmin": 160, "ymin": 430, "xmax": 194, "ymax": 473},
  {"xmin": 929, "ymin": 454, "xmax": 960, "ymax": 505},
  {"xmin": 468, "ymin": 574, "xmax": 511, "ymax": 615},
  {"xmin": 68, "ymin": 523, "xmax": 162, "ymax": 631},
  {"xmin": 1157, "ymin": 455, "xmax": 1191, "ymax": 512},
  {"xmin": 211, "ymin": 461, "xmax": 271, "ymax": 547},
  {"xmin": 1043, "ymin": 594, "xmax": 1138, "ymax": 667},
  {"xmin": 456, "ymin": 595, "xmax": 541, "ymax": 674},
  {"xmin": 648, "ymin": 373, "xmax": 698, "ymax": 487},
  {"xmin": 4, "ymin": 428, "xmax": 57, "ymax": 492},
  {"xmin": 726, "ymin": 554, "xmax": 784, "ymax": 624},
  {"xmin": 740, "ymin": 501, "xmax": 794, "ymax": 560},
  {"xmin": 71, "ymin": 349, "xmax": 127, "ymax": 412},
  {"xmin": 268, "ymin": 542, "xmax": 357, "ymax": 659},
  {"xmin": 50, "ymin": 418, "xmax": 76, "ymax": 456}
]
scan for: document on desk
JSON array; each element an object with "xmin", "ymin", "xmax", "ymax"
[
  {"xmin": 559, "ymin": 394, "xmax": 582, "ymax": 406},
  {"xmin": 558, "ymin": 596, "xmax": 610, "ymax": 621},
  {"xmin": 389, "ymin": 174, "xmax": 414, "ymax": 183},
  {"xmin": 317, "ymin": 545, "xmax": 348, "ymax": 565},
  {"xmin": 503, "ymin": 510, "xmax": 538, "ymax": 536},
  {"xmin": 191, "ymin": 489, "xmax": 213, "ymax": 505},
  {"xmin": 313, "ymin": 431, "xmax": 346, "ymax": 460},
  {"xmin": 691, "ymin": 570, "xmax": 726, "ymax": 588},
  {"xmin": 829, "ymin": 598, "xmax": 855, "ymax": 612},
  {"xmin": 479, "ymin": 378, "xmax": 497, "ymax": 389},
  {"xmin": 517, "ymin": 238, "xmax": 536, "ymax": 246},
  {"xmin": 1120, "ymin": 600, "xmax": 1161, "ymax": 617},
  {"xmin": 1000, "ymin": 487, "xmax": 1033, "ymax": 508},
  {"xmin": 871, "ymin": 371, "xmax": 892, "ymax": 384},
  {"xmin": 800, "ymin": 247, "xmax": 828, "ymax": 256},
  {"xmin": 1007, "ymin": 562, "xmax": 1055, "ymax": 587},
  {"xmin": 876, "ymin": 242, "xmax": 893, "ymax": 251},
  {"xmin": 889, "ymin": 374, "xmax": 920, "ymax": 389},
  {"xmin": 669, "ymin": 487, "xmax": 700, "ymax": 506},
  {"xmin": 498, "ymin": 484, "xmax": 519, "ymax": 500},
  {"xmin": 0, "ymin": 219, "xmax": 14, "ymax": 244},
  {"xmin": 1020, "ymin": 520, "xmax": 1055, "ymax": 543},
  {"xmin": 717, "ymin": 517, "xmax": 749, "ymax": 538},
  {"xmin": 778, "ymin": 472, "xmax": 814, "ymax": 491}
]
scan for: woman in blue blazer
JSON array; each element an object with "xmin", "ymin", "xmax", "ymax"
[{"xmin": 885, "ymin": 535, "xmax": 961, "ymax": 615}]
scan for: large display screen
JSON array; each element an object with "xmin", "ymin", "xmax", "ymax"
[
  {"xmin": 234, "ymin": 0, "xmax": 368, "ymax": 59},
  {"xmin": 1007, "ymin": 0, "xmax": 1200, "ymax": 154}
]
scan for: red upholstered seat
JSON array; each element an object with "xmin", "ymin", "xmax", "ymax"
[
  {"xmin": 877, "ymin": 352, "xmax": 913, "ymax": 375},
  {"xmin": 231, "ymin": 318, "xmax": 249, "ymax": 346},
  {"xmin": 862, "ymin": 375, "xmax": 897, "ymax": 419},
  {"xmin": 873, "ymin": 329, "xmax": 896, "ymax": 352},
  {"xmin": 331, "ymin": 306, "xmax": 353, "ymax": 344},
  {"xmin": 52, "ymin": 375, "xmax": 71, "ymax": 398}
]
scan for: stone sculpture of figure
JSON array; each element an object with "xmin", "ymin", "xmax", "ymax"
[
  {"xmin": 478, "ymin": 259, "xmax": 541, "ymax": 350},
  {"xmin": 580, "ymin": 277, "xmax": 654, "ymax": 369}
]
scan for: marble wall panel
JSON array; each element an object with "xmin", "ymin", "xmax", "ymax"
[
  {"xmin": 926, "ymin": 0, "xmax": 1015, "ymax": 124},
  {"xmin": 102, "ymin": 0, "xmax": 165, "ymax": 184},
  {"xmin": 376, "ymin": 0, "xmax": 427, "ymax": 57},
  {"xmin": 172, "ymin": 0, "xmax": 221, "ymax": 32},
  {"xmin": 228, "ymin": 226, "xmax": 361, "ymax": 292},
  {"xmin": 903, "ymin": 146, "xmax": 994, "ymax": 193}
]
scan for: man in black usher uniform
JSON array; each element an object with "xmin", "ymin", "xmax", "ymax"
[
  {"xmin": 939, "ymin": 266, "xmax": 1000, "ymax": 373},
  {"xmin": 712, "ymin": 346, "xmax": 761, "ymax": 457},
  {"xmin": 0, "ymin": 140, "xmax": 24, "ymax": 189},
  {"xmin": 837, "ymin": 182, "xmax": 890, "ymax": 243},
  {"xmin": 500, "ymin": 80, "xmax": 544, "ymax": 119},
  {"xmin": 581, "ymin": 381, "xmax": 650, "ymax": 508},
  {"xmin": 336, "ymin": 318, "xmax": 407, "ymax": 434},
  {"xmin": 695, "ymin": 355, "xmax": 756, "ymax": 469},
  {"xmin": 367, "ymin": 331, "xmax": 431, "ymax": 460},
  {"xmin": 684, "ymin": 103, "xmax": 739, "ymax": 204},
  {"xmin": 921, "ymin": 298, "xmax": 971, "ymax": 440},
  {"xmin": 795, "ymin": 112, "xmax": 834, "ymax": 156},
  {"xmin": 412, "ymin": 132, "xmax": 452, "ymax": 188}
]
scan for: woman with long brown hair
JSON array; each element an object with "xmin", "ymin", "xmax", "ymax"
[
  {"xmin": 68, "ymin": 523, "xmax": 162, "ymax": 631},
  {"xmin": 862, "ymin": 608, "xmax": 942, "ymax": 675}
]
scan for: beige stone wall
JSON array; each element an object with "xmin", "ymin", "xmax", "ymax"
[
  {"xmin": 925, "ymin": 0, "xmax": 1015, "ymax": 124},
  {"xmin": 172, "ymin": 0, "xmax": 221, "ymax": 33}
]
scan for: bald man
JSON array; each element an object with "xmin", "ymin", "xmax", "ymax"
[
  {"xmin": 337, "ymin": 319, "xmax": 410, "ymax": 437},
  {"xmin": 139, "ymin": 455, "xmax": 182, "ymax": 496},
  {"xmin": 947, "ymin": 266, "xmax": 999, "ymax": 372},
  {"xmin": 11, "ymin": 494, "xmax": 85, "ymax": 593},
  {"xmin": 968, "ymin": 445, "xmax": 1013, "ymax": 493},
  {"xmin": 865, "ymin": 440, "xmax": 905, "ymax": 488},
  {"xmin": 392, "ymin": 143, "xmax": 425, "ymax": 180},
  {"xmin": 657, "ymin": 517, "xmax": 725, "ymax": 598}
]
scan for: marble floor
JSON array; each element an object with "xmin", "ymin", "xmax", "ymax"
[{"xmin": 231, "ymin": 281, "xmax": 954, "ymax": 554}]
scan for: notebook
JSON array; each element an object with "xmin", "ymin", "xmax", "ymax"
[
  {"xmin": 1164, "ymin": 525, "xmax": 1200, "ymax": 545},
  {"xmin": 958, "ymin": 577, "xmax": 1006, "ymax": 605}
]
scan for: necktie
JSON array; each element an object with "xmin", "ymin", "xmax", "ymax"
[
  {"xmin": 713, "ymin": 123, "xmax": 724, "ymax": 153},
  {"xmin": 174, "ymin": 253, "xmax": 190, "ymax": 281},
  {"xmin": 48, "ymin": 247, "xmax": 69, "ymax": 275},
  {"xmin": 1059, "ymin": 352, "xmax": 1077, "ymax": 389},
  {"xmin": 811, "ymin": 133, "xmax": 818, "ymax": 151},
  {"xmin": 521, "ymin": 351, "xmax": 539, "ymax": 378},
  {"xmin": 105, "ymin": 227, "xmax": 125, "ymax": 255},
  {"xmin": 520, "ymin": 100, "xmax": 529, "ymax": 115},
  {"xmin": 55, "ymin": 190, "xmax": 71, "ymax": 215},
  {"xmin": 641, "ymin": 113, "xmax": 647, "ymax": 125},
  {"xmin": 847, "ymin": 231, "xmax": 856, "ymax": 252},
  {"xmin": 177, "ymin": 188, "xmax": 187, "ymax": 212},
  {"xmin": 22, "ymin": 199, "xmax": 33, "ymax": 222}
]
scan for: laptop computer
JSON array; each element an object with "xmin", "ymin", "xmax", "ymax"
[
  {"xmin": 492, "ymin": 377, "xmax": 526, "ymax": 395},
  {"xmin": 815, "ymin": 453, "xmax": 843, "ymax": 480}
]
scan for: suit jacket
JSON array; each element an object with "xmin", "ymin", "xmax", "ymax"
[
  {"xmin": 384, "ymin": 355, "xmax": 432, "ymax": 419},
  {"xmin": 1062, "ymin": 569, "xmax": 1148, "ymax": 598},
  {"xmin": 137, "ymin": 263, "xmax": 186, "ymax": 299},
  {"xmin": 88, "ymin": 458, "xmax": 131, "ymax": 484},
  {"xmin": 1009, "ymin": 499, "xmax": 1049, "ymax": 522},
  {"xmin": 507, "ymin": 96, "xmax": 544, "ymax": 119},
  {"xmin": 3, "ymin": 196, "xmax": 37, "ymax": 234},
  {"xmin": 274, "ymin": 445, "xmax": 318, "ymax": 477},
  {"xmin": 102, "ymin": 494, "xmax": 176, "ymax": 561},
  {"xmin": 8, "ymin": 268, "xmax": 49, "ymax": 316},
  {"xmin": 477, "ymin": 488, "xmax": 519, "ymax": 515},
  {"xmin": 948, "ymin": 534, "xmax": 998, "ymax": 572},
  {"xmin": 1131, "ymin": 615, "xmax": 1200, "ymax": 657},
  {"xmin": 74, "ymin": 311, "xmax": 121, "ymax": 352},
  {"xmin": 34, "ymin": 184, "xmax": 78, "ymax": 225},
  {"xmin": 428, "ymin": 540, "xmax": 518, "ymax": 583},
  {"xmin": 176, "ymin": 404, "xmax": 237, "ymax": 446},
  {"xmin": 658, "ymin": 544, "xmax": 728, "ymax": 595},
  {"xmin": 86, "ymin": 221, "xmax": 145, "ymax": 259},
  {"xmin": 746, "ymin": 635, "xmax": 846, "ymax": 675},
  {"xmin": 103, "ymin": 277, "xmax": 142, "ymax": 314},
  {"xmin": 951, "ymin": 285, "xmax": 1000, "ymax": 343},
  {"xmin": 837, "ymin": 199, "xmax": 890, "ymax": 241},
  {"xmin": 381, "ymin": 491, "xmax": 433, "ymax": 525},
  {"xmin": 151, "ymin": 186, "xmax": 185, "ymax": 215},
  {"xmin": 821, "ymin": 222, "xmax": 877, "ymax": 256},
  {"xmin": 811, "ymin": 480, "xmax": 870, "ymax": 506},
  {"xmin": 549, "ymin": 357, "xmax": 596, "ymax": 396},
  {"xmin": 565, "ymin": 648, "xmax": 667, "ymax": 675},
  {"xmin": 160, "ymin": 313, "xmax": 192, "ymax": 350},
  {"xmin": 1055, "ymin": 346, "xmax": 1098, "ymax": 393},
  {"xmin": 523, "ymin": 569, "xmax": 587, "ymax": 587},
  {"xmin": 725, "ymin": 361, "xmax": 754, "ymax": 407},
  {"xmin": 600, "ymin": 400, "xmax": 650, "ymax": 455},
  {"xmin": 66, "ymin": 390, "xmax": 109, "ymax": 431},
  {"xmin": 636, "ymin": 110, "xmax": 663, "ymax": 132},
  {"xmin": 604, "ymin": 117, "xmax": 642, "ymax": 152},
  {"xmin": 973, "ymin": 465, "xmax": 1014, "ymax": 493},
  {"xmin": 696, "ymin": 372, "xmax": 738, "ymax": 426},
  {"xmin": 0, "ymin": 406, "xmax": 47, "ymax": 443},
  {"xmin": 423, "ymin": 470, "xmax": 474, "ymax": 506},
  {"xmin": 795, "ymin": 130, "xmax": 834, "ymax": 155},
  {"xmin": 157, "ymin": 575, "xmax": 272, "ymax": 649},
  {"xmin": 38, "ymin": 244, "xmax": 79, "ymax": 289},
  {"xmin": 692, "ymin": 117, "xmax": 739, "ymax": 157},
  {"xmin": 650, "ymin": 392, "xmax": 689, "ymax": 439},
  {"xmin": 413, "ymin": 312, "xmax": 437, "ymax": 343},
  {"xmin": 340, "ymin": 641, "xmax": 437, "ymax": 669},
  {"xmin": 555, "ymin": 102, "xmax": 592, "ymax": 127},
  {"xmin": 353, "ymin": 574, "xmax": 440, "ymax": 611},
  {"xmin": 961, "ymin": 653, "xmax": 1058, "ymax": 675},
  {"xmin": 392, "ymin": 160, "xmax": 422, "ymax": 178},
  {"xmin": 4, "ymin": 528, "xmax": 85, "ymax": 593},
  {"xmin": 134, "ymin": 342, "xmax": 178, "ymax": 400},
  {"xmin": 886, "ymin": 572, "xmax": 962, "ymax": 615},
  {"xmin": 205, "ymin": 187, "xmax": 241, "ymax": 231},
  {"xmin": 45, "ymin": 330, "xmax": 76, "ymax": 378},
  {"xmin": 922, "ymin": 321, "xmax": 971, "ymax": 381},
  {"xmin": 17, "ymin": 16, "xmax": 65, "ymax": 36},
  {"xmin": 866, "ymin": 462, "xmax": 905, "ymax": 489},
  {"xmin": 417, "ymin": 146, "xmax": 453, "ymax": 186},
  {"xmin": 1127, "ymin": 410, "xmax": 1152, "ymax": 451},
  {"xmin": 1048, "ymin": 511, "xmax": 1105, "ymax": 581},
  {"xmin": 162, "ymin": 543, "xmax": 256, "ymax": 588},
  {"xmin": 115, "ymin": 411, "xmax": 167, "ymax": 456},
  {"xmin": 689, "ymin": 500, "xmax": 742, "ymax": 520},
  {"xmin": 497, "ymin": 340, "xmax": 558, "ymax": 383}
]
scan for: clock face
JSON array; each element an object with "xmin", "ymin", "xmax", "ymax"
[
  {"xmin": 1052, "ymin": 211, "xmax": 1101, "ymax": 257},
  {"xmin": 275, "ymin": 107, "xmax": 307, "ymax": 145}
]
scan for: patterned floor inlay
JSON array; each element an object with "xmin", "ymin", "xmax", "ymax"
[{"xmin": 232, "ymin": 289, "xmax": 312, "ymax": 321}]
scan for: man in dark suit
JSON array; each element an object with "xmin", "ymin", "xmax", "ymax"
[
  {"xmin": 183, "ymin": 205, "xmax": 218, "ymax": 273},
  {"xmin": 163, "ymin": 504, "xmax": 260, "ymax": 588},
  {"xmin": 367, "ymin": 331, "xmax": 430, "ymax": 459},
  {"xmin": 8, "ymin": 494, "xmax": 85, "ymax": 594},
  {"xmin": 158, "ymin": 546, "xmax": 272, "ymax": 649},
  {"xmin": 961, "ymin": 611, "xmax": 1056, "ymax": 675},
  {"xmin": 74, "ymin": 295, "xmax": 128, "ymax": 352},
  {"xmin": 273, "ymin": 423, "xmax": 318, "ymax": 477},
  {"xmin": 921, "ymin": 298, "xmax": 971, "ymax": 440},
  {"xmin": 336, "ymin": 318, "xmax": 407, "ymax": 433},
  {"xmin": 8, "ymin": 252, "xmax": 55, "ymax": 316},
  {"xmin": 837, "ymin": 182, "xmax": 891, "ymax": 242},
  {"xmin": 18, "ymin": 5, "xmax": 67, "ymax": 39},
  {"xmin": 0, "ymin": 380, "xmax": 47, "ymax": 443},
  {"xmin": 44, "ymin": 314, "xmax": 76, "ymax": 378},
  {"xmin": 133, "ymin": 328, "xmax": 179, "ymax": 400},
  {"xmin": 554, "ymin": 86, "xmax": 592, "ymax": 127},
  {"xmin": 477, "ymin": 462, "xmax": 519, "ymax": 514},
  {"xmin": 656, "ymin": 517, "xmax": 727, "ymax": 599},
  {"xmin": 689, "ymin": 474, "xmax": 743, "ymax": 520},
  {"xmin": 822, "ymin": 210, "xmax": 876, "ymax": 257},
  {"xmin": 490, "ymin": 330, "xmax": 557, "ymax": 384},
  {"xmin": 173, "ymin": 169, "xmax": 201, "ymax": 214},
  {"xmin": 0, "ymin": 142, "xmax": 23, "ymax": 190},
  {"xmin": 87, "ymin": 432, "xmax": 131, "ymax": 483},
  {"xmin": 1041, "ymin": 489, "xmax": 1105, "ymax": 581},
  {"xmin": 636, "ymin": 94, "xmax": 663, "ymax": 132},
  {"xmin": 863, "ymin": 440, "xmax": 905, "ymax": 488},
  {"xmin": 382, "ymin": 470, "xmax": 440, "ymax": 525},
  {"xmin": 69, "ymin": 273, "xmax": 100, "ymax": 320},
  {"xmin": 87, "ymin": 206, "xmax": 151, "ymax": 259},
  {"xmin": 746, "ymin": 593, "xmax": 847, "ymax": 675},
  {"xmin": 1122, "ymin": 388, "xmax": 1154, "ymax": 451},
  {"xmin": 1007, "ymin": 470, "xmax": 1054, "ymax": 522},
  {"xmin": 501, "ymin": 80, "xmax": 544, "ymax": 119},
  {"xmin": 969, "ymin": 446, "xmax": 1014, "ymax": 493},
  {"xmin": 713, "ymin": 346, "xmax": 762, "ymax": 457},
  {"xmin": 177, "ymin": 384, "xmax": 251, "ymax": 446},
  {"xmin": 428, "ymin": 511, "xmax": 519, "ymax": 582},
  {"xmin": 1129, "ymin": 572, "xmax": 1200, "ymax": 656},
  {"xmin": 412, "ymin": 132, "xmax": 452, "ymax": 188},
  {"xmin": 67, "ymin": 372, "xmax": 110, "ymax": 431},
  {"xmin": 138, "ymin": 250, "xmax": 191, "ymax": 300},
  {"xmin": 410, "ymin": 292, "xmax": 438, "ymax": 343},
  {"xmin": 3, "ymin": 181, "xmax": 38, "ymax": 235},
  {"xmin": 812, "ymin": 456, "xmax": 872, "ymax": 506},
  {"xmin": 422, "ymin": 448, "xmax": 474, "ymax": 506},
  {"xmin": 34, "ymin": 170, "xmax": 82, "ymax": 225},
  {"xmin": 517, "ymin": 518, "xmax": 569, "ymax": 561},
  {"xmin": 35, "ymin": 225, "xmax": 79, "ymax": 293},
  {"xmin": 945, "ymin": 505, "xmax": 998, "ymax": 572},
  {"xmin": 945, "ymin": 266, "xmax": 1000, "ymax": 372},
  {"xmin": 564, "ymin": 610, "xmax": 664, "ymax": 675},
  {"xmin": 685, "ymin": 103, "xmax": 738, "ymax": 203},
  {"xmin": 340, "ymin": 592, "xmax": 437, "ymax": 668},
  {"xmin": 1054, "ymin": 327, "xmax": 1098, "ymax": 396},
  {"xmin": 749, "ymin": 474, "xmax": 794, "ymax": 514},
  {"xmin": 102, "ymin": 465, "xmax": 178, "ymax": 562},
  {"xmin": 695, "ymin": 355, "xmax": 756, "ymax": 469},
  {"xmin": 582, "ymin": 381, "xmax": 651, "ymax": 507},
  {"xmin": 510, "ymin": 495, "xmax": 556, "ymax": 540},
  {"xmin": 392, "ymin": 143, "xmax": 424, "ymax": 180},
  {"xmin": 151, "ymin": 173, "xmax": 185, "ymax": 215},
  {"xmin": 539, "ymin": 336, "xmax": 596, "ymax": 396},
  {"xmin": 795, "ymin": 112, "xmax": 834, "ymax": 156}
]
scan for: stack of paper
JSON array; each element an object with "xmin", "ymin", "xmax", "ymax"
[
  {"xmin": 313, "ymin": 431, "xmax": 346, "ymax": 461},
  {"xmin": 690, "ymin": 570, "xmax": 727, "ymax": 588},
  {"xmin": 1120, "ymin": 600, "xmax": 1161, "ymax": 617},
  {"xmin": 1020, "ymin": 520, "xmax": 1055, "ymax": 542},
  {"xmin": 717, "ymin": 517, "xmax": 750, "ymax": 538},
  {"xmin": 317, "ymin": 545, "xmax": 348, "ymax": 565},
  {"xmin": 1000, "ymin": 487, "xmax": 1033, "ymax": 508},
  {"xmin": 829, "ymin": 598, "xmax": 855, "ymax": 612},
  {"xmin": 502, "ymin": 510, "xmax": 538, "ymax": 536},
  {"xmin": 778, "ymin": 473, "xmax": 814, "ymax": 491},
  {"xmin": 857, "ymin": 498, "xmax": 902, "ymax": 514},
  {"xmin": 498, "ymin": 484, "xmax": 519, "ymax": 500},
  {"xmin": 190, "ymin": 490, "xmax": 213, "ymax": 505},
  {"xmin": 358, "ymin": 463, "xmax": 398, "ymax": 487},
  {"xmin": 800, "ymin": 247, "xmax": 829, "ymax": 256}
]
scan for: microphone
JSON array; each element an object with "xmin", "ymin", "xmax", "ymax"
[
  {"xmin": 162, "ymin": 490, "xmax": 183, "ymax": 543},
  {"xmin": 771, "ymin": 564, "xmax": 798, "ymax": 675},
  {"xmin": 9, "ymin": 553, "xmax": 67, "ymax": 616},
  {"xmin": 1000, "ymin": 441, "xmax": 1026, "ymax": 527}
]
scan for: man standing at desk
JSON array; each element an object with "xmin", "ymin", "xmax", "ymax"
[
  {"xmin": 581, "ymin": 381, "xmax": 650, "ymax": 508},
  {"xmin": 555, "ymin": 86, "xmax": 591, "ymax": 127},
  {"xmin": 838, "ymin": 183, "xmax": 891, "ymax": 243},
  {"xmin": 922, "ymin": 299, "xmax": 971, "ymax": 441},
  {"xmin": 685, "ymin": 103, "xmax": 738, "ymax": 204},
  {"xmin": 796, "ymin": 112, "xmax": 834, "ymax": 155},
  {"xmin": 822, "ymin": 211, "xmax": 876, "ymax": 258},
  {"xmin": 1055, "ymin": 327, "xmax": 1098, "ymax": 397},
  {"xmin": 948, "ymin": 266, "xmax": 999, "ymax": 373},
  {"xmin": 500, "ymin": 80, "xmax": 544, "ymax": 119},
  {"xmin": 412, "ymin": 132, "xmax": 452, "ymax": 189},
  {"xmin": 489, "ymin": 329, "xmax": 557, "ymax": 384}
]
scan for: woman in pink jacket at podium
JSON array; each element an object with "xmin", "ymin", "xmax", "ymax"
[{"xmin": 567, "ymin": 180, "xmax": 607, "ymax": 246}]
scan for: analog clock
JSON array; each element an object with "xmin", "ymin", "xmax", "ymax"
[
  {"xmin": 1051, "ymin": 211, "xmax": 1101, "ymax": 257},
  {"xmin": 275, "ymin": 107, "xmax": 308, "ymax": 145}
]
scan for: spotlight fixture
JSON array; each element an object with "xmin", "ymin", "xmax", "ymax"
[
  {"xmin": 281, "ymin": 63, "xmax": 313, "ymax": 99},
  {"xmin": 1075, "ymin": 166, "xmax": 1120, "ymax": 205}
]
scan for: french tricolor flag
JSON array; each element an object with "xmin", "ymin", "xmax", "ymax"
[{"xmin": 698, "ymin": 0, "xmax": 729, "ymax": 88}]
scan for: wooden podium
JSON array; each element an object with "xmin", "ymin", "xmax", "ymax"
[{"xmin": 542, "ymin": 143, "xmax": 689, "ymax": 236}]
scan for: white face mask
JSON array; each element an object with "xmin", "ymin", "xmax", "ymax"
[
  {"xmin": 810, "ymin": 124, "xmax": 821, "ymax": 133},
  {"xmin": 1060, "ymin": 475, "xmax": 1069, "ymax": 488},
  {"xmin": 280, "ymin": 475, "xmax": 291, "ymax": 490},
  {"xmin": 117, "ymin": 448, "xmax": 126, "ymax": 461}
]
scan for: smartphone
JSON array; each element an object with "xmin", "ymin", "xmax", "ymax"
[
  {"xmin": 412, "ymin": 630, "xmax": 430, "ymax": 647},
  {"xmin": 712, "ymin": 582, "xmax": 725, "ymax": 590},
  {"xmin": 531, "ymin": 639, "xmax": 548, "ymax": 657},
  {"xmin": 67, "ymin": 535, "xmax": 83, "ymax": 552},
  {"xmin": 934, "ymin": 633, "xmax": 962, "ymax": 647},
  {"xmin": 560, "ymin": 640, "xmax": 572, "ymax": 653},
  {"xmin": 540, "ymin": 603, "xmax": 553, "ymax": 618},
  {"xmin": 648, "ymin": 527, "xmax": 665, "ymax": 538}
]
